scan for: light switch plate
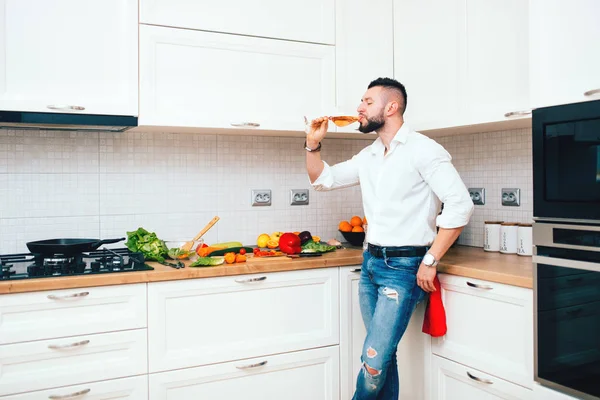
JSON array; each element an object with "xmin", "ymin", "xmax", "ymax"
[
  {"xmin": 502, "ymin": 188, "xmax": 520, "ymax": 206},
  {"xmin": 290, "ymin": 189, "xmax": 309, "ymax": 205},
  {"xmin": 469, "ymin": 188, "xmax": 485, "ymax": 205},
  {"xmin": 251, "ymin": 189, "xmax": 271, "ymax": 206}
]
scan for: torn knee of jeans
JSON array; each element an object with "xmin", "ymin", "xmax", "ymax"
[
  {"xmin": 382, "ymin": 287, "xmax": 399, "ymax": 301},
  {"xmin": 363, "ymin": 362, "xmax": 381, "ymax": 377}
]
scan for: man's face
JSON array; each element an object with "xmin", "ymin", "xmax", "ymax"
[{"xmin": 356, "ymin": 87, "xmax": 386, "ymax": 134}]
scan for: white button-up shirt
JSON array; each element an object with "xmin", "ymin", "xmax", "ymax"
[{"xmin": 311, "ymin": 124, "xmax": 474, "ymax": 247}]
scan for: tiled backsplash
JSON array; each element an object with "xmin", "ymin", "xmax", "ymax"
[{"xmin": 0, "ymin": 127, "xmax": 532, "ymax": 253}]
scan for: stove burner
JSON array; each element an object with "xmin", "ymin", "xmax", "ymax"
[{"xmin": 0, "ymin": 248, "xmax": 153, "ymax": 280}]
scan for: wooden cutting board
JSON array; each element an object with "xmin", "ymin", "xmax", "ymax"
[{"xmin": 246, "ymin": 255, "xmax": 292, "ymax": 263}]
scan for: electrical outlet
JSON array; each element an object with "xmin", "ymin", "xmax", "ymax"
[
  {"xmin": 251, "ymin": 189, "xmax": 271, "ymax": 206},
  {"xmin": 290, "ymin": 189, "xmax": 309, "ymax": 205},
  {"xmin": 469, "ymin": 188, "xmax": 485, "ymax": 205},
  {"xmin": 502, "ymin": 188, "xmax": 520, "ymax": 206}
]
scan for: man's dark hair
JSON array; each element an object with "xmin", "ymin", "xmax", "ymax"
[{"xmin": 368, "ymin": 77, "xmax": 407, "ymax": 115}]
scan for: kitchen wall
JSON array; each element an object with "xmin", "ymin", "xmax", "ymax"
[{"xmin": 0, "ymin": 127, "xmax": 532, "ymax": 253}]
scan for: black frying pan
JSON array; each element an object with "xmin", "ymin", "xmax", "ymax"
[{"xmin": 26, "ymin": 238, "xmax": 126, "ymax": 256}]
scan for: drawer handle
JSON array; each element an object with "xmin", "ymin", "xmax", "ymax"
[
  {"xmin": 48, "ymin": 339, "xmax": 90, "ymax": 350},
  {"xmin": 47, "ymin": 291, "xmax": 89, "ymax": 300},
  {"xmin": 230, "ymin": 122, "xmax": 260, "ymax": 128},
  {"xmin": 235, "ymin": 276, "xmax": 267, "ymax": 283},
  {"xmin": 584, "ymin": 88, "xmax": 600, "ymax": 97},
  {"xmin": 466, "ymin": 282, "xmax": 493, "ymax": 290},
  {"xmin": 47, "ymin": 104, "xmax": 86, "ymax": 111},
  {"xmin": 467, "ymin": 371, "xmax": 494, "ymax": 384},
  {"xmin": 351, "ymin": 268, "xmax": 362, "ymax": 273},
  {"xmin": 503, "ymin": 109, "xmax": 531, "ymax": 118},
  {"xmin": 236, "ymin": 360, "xmax": 268, "ymax": 369},
  {"xmin": 48, "ymin": 388, "xmax": 91, "ymax": 399}
]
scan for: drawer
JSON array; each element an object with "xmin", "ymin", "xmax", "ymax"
[
  {"xmin": 149, "ymin": 346, "xmax": 339, "ymax": 400},
  {"xmin": 432, "ymin": 274, "xmax": 533, "ymax": 388},
  {"xmin": 148, "ymin": 268, "xmax": 339, "ymax": 372},
  {"xmin": 0, "ymin": 329, "xmax": 147, "ymax": 396},
  {"xmin": 0, "ymin": 283, "xmax": 147, "ymax": 345},
  {"xmin": 2, "ymin": 375, "xmax": 148, "ymax": 400}
]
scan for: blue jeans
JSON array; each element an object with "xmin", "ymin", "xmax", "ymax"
[{"xmin": 352, "ymin": 250, "xmax": 427, "ymax": 400}]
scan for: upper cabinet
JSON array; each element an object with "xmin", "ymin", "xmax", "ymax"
[
  {"xmin": 334, "ymin": 0, "xmax": 394, "ymax": 134},
  {"xmin": 394, "ymin": 0, "xmax": 529, "ymax": 132},
  {"xmin": 140, "ymin": 0, "xmax": 335, "ymax": 45},
  {"xmin": 529, "ymin": 0, "xmax": 600, "ymax": 108},
  {"xmin": 0, "ymin": 0, "xmax": 138, "ymax": 116},
  {"xmin": 139, "ymin": 25, "xmax": 335, "ymax": 132}
]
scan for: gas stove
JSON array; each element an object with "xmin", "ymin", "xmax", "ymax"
[{"xmin": 0, "ymin": 247, "xmax": 154, "ymax": 280}]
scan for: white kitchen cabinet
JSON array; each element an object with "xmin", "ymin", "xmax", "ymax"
[
  {"xmin": 148, "ymin": 268, "xmax": 339, "ymax": 373},
  {"xmin": 530, "ymin": 0, "xmax": 600, "ymax": 108},
  {"xmin": 140, "ymin": 0, "xmax": 335, "ymax": 45},
  {"xmin": 2, "ymin": 375, "xmax": 148, "ymax": 400},
  {"xmin": 0, "ymin": 329, "xmax": 147, "ymax": 396},
  {"xmin": 0, "ymin": 283, "xmax": 147, "ymax": 345},
  {"xmin": 431, "ymin": 356, "xmax": 533, "ymax": 400},
  {"xmin": 0, "ymin": 0, "xmax": 137, "ymax": 115},
  {"xmin": 339, "ymin": 266, "xmax": 428, "ymax": 400},
  {"xmin": 139, "ymin": 25, "xmax": 335, "ymax": 132},
  {"xmin": 394, "ymin": 0, "xmax": 529, "ymax": 131},
  {"xmin": 335, "ymin": 0, "xmax": 393, "ymax": 134},
  {"xmin": 432, "ymin": 274, "xmax": 534, "ymax": 389},
  {"xmin": 533, "ymin": 383, "xmax": 579, "ymax": 400},
  {"xmin": 149, "ymin": 346, "xmax": 339, "ymax": 400}
]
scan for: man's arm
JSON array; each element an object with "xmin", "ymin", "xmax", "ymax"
[{"xmin": 306, "ymin": 145, "xmax": 325, "ymax": 183}]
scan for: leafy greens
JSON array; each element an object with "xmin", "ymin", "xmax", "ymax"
[{"xmin": 126, "ymin": 227, "xmax": 169, "ymax": 262}]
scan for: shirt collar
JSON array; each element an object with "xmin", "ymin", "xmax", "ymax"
[{"xmin": 370, "ymin": 123, "xmax": 411, "ymax": 154}]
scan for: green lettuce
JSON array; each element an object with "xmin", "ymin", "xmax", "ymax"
[{"xmin": 126, "ymin": 227, "xmax": 168, "ymax": 262}]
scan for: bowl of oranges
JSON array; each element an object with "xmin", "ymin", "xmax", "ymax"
[{"xmin": 339, "ymin": 216, "xmax": 366, "ymax": 247}]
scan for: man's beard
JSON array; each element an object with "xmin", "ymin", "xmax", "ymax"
[{"xmin": 358, "ymin": 114, "xmax": 385, "ymax": 133}]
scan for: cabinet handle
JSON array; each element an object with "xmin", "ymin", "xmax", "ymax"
[
  {"xmin": 230, "ymin": 122, "xmax": 260, "ymax": 128},
  {"xmin": 235, "ymin": 276, "xmax": 267, "ymax": 283},
  {"xmin": 47, "ymin": 105, "xmax": 86, "ymax": 111},
  {"xmin": 467, "ymin": 371, "xmax": 493, "ymax": 384},
  {"xmin": 47, "ymin": 291, "xmax": 89, "ymax": 300},
  {"xmin": 584, "ymin": 88, "xmax": 600, "ymax": 97},
  {"xmin": 48, "ymin": 388, "xmax": 91, "ymax": 399},
  {"xmin": 351, "ymin": 268, "xmax": 362, "ymax": 273},
  {"xmin": 236, "ymin": 360, "xmax": 268, "ymax": 369},
  {"xmin": 48, "ymin": 339, "xmax": 90, "ymax": 350},
  {"xmin": 466, "ymin": 281, "xmax": 493, "ymax": 290},
  {"xmin": 503, "ymin": 109, "xmax": 531, "ymax": 118}
]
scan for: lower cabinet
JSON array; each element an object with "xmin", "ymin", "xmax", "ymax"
[
  {"xmin": 431, "ymin": 356, "xmax": 533, "ymax": 400},
  {"xmin": 2, "ymin": 375, "xmax": 148, "ymax": 400},
  {"xmin": 148, "ymin": 346, "xmax": 339, "ymax": 400},
  {"xmin": 339, "ymin": 266, "xmax": 428, "ymax": 400},
  {"xmin": 532, "ymin": 383, "xmax": 580, "ymax": 400}
]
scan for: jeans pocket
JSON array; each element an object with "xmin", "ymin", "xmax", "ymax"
[{"xmin": 383, "ymin": 255, "xmax": 422, "ymax": 272}]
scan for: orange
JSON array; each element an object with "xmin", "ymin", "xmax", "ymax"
[
  {"xmin": 363, "ymin": 216, "xmax": 367, "ymax": 225},
  {"xmin": 339, "ymin": 221, "xmax": 352, "ymax": 232},
  {"xmin": 350, "ymin": 216, "xmax": 363, "ymax": 227},
  {"xmin": 352, "ymin": 226, "xmax": 364, "ymax": 232}
]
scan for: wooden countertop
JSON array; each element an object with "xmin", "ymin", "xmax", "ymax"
[{"xmin": 0, "ymin": 245, "xmax": 533, "ymax": 294}]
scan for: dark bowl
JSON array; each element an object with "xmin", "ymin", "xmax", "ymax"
[{"xmin": 339, "ymin": 230, "xmax": 366, "ymax": 247}]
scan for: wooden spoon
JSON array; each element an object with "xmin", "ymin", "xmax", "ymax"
[{"xmin": 181, "ymin": 216, "xmax": 220, "ymax": 252}]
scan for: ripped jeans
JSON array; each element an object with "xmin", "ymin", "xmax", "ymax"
[{"xmin": 352, "ymin": 249, "xmax": 427, "ymax": 400}]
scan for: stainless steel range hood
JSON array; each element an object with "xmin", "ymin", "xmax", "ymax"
[{"xmin": 0, "ymin": 111, "xmax": 138, "ymax": 132}]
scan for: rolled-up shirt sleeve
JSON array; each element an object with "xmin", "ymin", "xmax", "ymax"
[
  {"xmin": 311, "ymin": 157, "xmax": 361, "ymax": 191},
  {"xmin": 414, "ymin": 141, "xmax": 474, "ymax": 228}
]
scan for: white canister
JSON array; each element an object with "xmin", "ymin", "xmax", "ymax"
[
  {"xmin": 517, "ymin": 223, "xmax": 533, "ymax": 256},
  {"xmin": 483, "ymin": 221, "xmax": 503, "ymax": 252},
  {"xmin": 500, "ymin": 223, "xmax": 519, "ymax": 254}
]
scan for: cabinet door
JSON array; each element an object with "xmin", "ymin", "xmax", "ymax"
[
  {"xmin": 335, "ymin": 0, "xmax": 393, "ymax": 134},
  {"xmin": 533, "ymin": 383, "xmax": 579, "ymax": 400},
  {"xmin": 0, "ymin": 283, "xmax": 147, "ymax": 345},
  {"xmin": 339, "ymin": 266, "xmax": 428, "ymax": 400},
  {"xmin": 148, "ymin": 269, "xmax": 339, "ymax": 373},
  {"xmin": 2, "ymin": 375, "xmax": 148, "ymax": 400},
  {"xmin": 0, "ymin": 0, "xmax": 137, "ymax": 115},
  {"xmin": 140, "ymin": 0, "xmax": 334, "ymax": 45},
  {"xmin": 0, "ymin": 329, "xmax": 147, "ymax": 396},
  {"xmin": 465, "ymin": 0, "xmax": 530, "ymax": 123},
  {"xmin": 149, "ymin": 346, "xmax": 339, "ymax": 400},
  {"xmin": 530, "ymin": 0, "xmax": 600, "ymax": 108},
  {"xmin": 139, "ymin": 25, "xmax": 335, "ymax": 132},
  {"xmin": 394, "ymin": 0, "xmax": 466, "ymax": 131},
  {"xmin": 431, "ymin": 356, "xmax": 533, "ymax": 400},
  {"xmin": 432, "ymin": 274, "xmax": 533, "ymax": 388}
]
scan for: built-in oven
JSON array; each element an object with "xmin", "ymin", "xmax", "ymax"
[
  {"xmin": 533, "ymin": 99, "xmax": 600, "ymax": 223},
  {"xmin": 533, "ymin": 221, "xmax": 600, "ymax": 400}
]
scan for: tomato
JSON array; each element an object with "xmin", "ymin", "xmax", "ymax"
[{"xmin": 239, "ymin": 248, "xmax": 247, "ymax": 255}]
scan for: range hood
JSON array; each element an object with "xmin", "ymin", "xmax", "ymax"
[{"xmin": 0, "ymin": 111, "xmax": 138, "ymax": 132}]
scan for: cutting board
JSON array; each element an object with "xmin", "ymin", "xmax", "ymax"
[{"xmin": 246, "ymin": 255, "xmax": 292, "ymax": 263}]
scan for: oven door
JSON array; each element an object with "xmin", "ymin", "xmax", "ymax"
[
  {"xmin": 532, "ymin": 99, "xmax": 600, "ymax": 223},
  {"xmin": 534, "ymin": 223, "xmax": 600, "ymax": 400}
]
